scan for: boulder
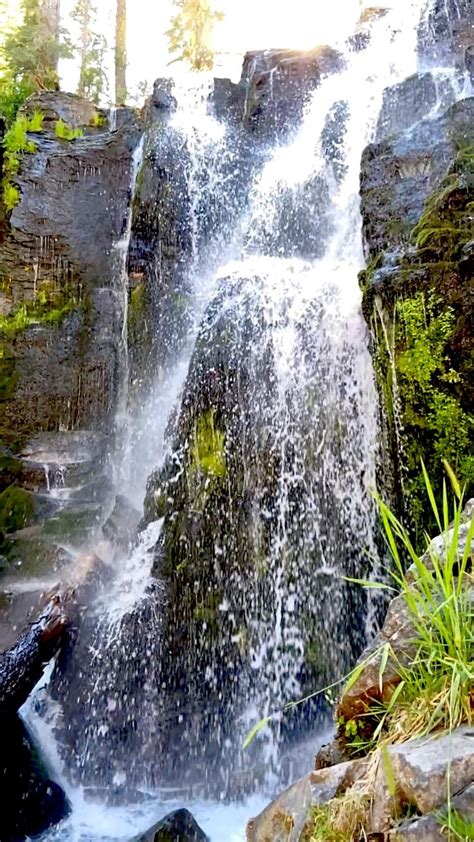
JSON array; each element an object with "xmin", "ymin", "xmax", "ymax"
[
  {"xmin": 132, "ymin": 808, "xmax": 208, "ymax": 841},
  {"xmin": 369, "ymin": 727, "xmax": 474, "ymax": 831},
  {"xmin": 250, "ymin": 729, "xmax": 474, "ymax": 841},
  {"xmin": 389, "ymin": 782, "xmax": 474, "ymax": 840},
  {"xmin": 247, "ymin": 760, "xmax": 367, "ymax": 841},
  {"xmin": 0, "ymin": 713, "xmax": 70, "ymax": 840}
]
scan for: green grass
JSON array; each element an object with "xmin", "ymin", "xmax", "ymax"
[
  {"xmin": 362, "ymin": 464, "xmax": 473, "ymax": 746},
  {"xmin": 438, "ymin": 809, "xmax": 474, "ymax": 841}
]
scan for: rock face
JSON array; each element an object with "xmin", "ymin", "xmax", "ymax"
[
  {"xmin": 0, "ymin": 92, "xmax": 140, "ymax": 457},
  {"xmin": 360, "ymin": 92, "xmax": 474, "ymax": 538}
]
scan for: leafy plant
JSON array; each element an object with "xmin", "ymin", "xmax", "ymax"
[
  {"xmin": 2, "ymin": 111, "xmax": 44, "ymax": 211},
  {"xmin": 54, "ymin": 118, "xmax": 84, "ymax": 140},
  {"xmin": 167, "ymin": 0, "xmax": 224, "ymax": 71}
]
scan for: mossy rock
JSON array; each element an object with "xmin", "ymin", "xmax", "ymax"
[
  {"xmin": 191, "ymin": 410, "xmax": 226, "ymax": 478},
  {"xmin": 0, "ymin": 484, "xmax": 35, "ymax": 537}
]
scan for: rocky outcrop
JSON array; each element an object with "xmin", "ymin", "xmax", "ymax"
[
  {"xmin": 248, "ymin": 729, "xmax": 474, "ymax": 841},
  {"xmin": 248, "ymin": 503, "xmax": 474, "ymax": 841},
  {"xmin": 0, "ymin": 91, "xmax": 140, "ymax": 455},
  {"xmin": 360, "ymin": 93, "xmax": 473, "ymax": 539},
  {"xmin": 132, "ymin": 808, "xmax": 208, "ymax": 842},
  {"xmin": 240, "ymin": 47, "xmax": 344, "ymax": 136}
]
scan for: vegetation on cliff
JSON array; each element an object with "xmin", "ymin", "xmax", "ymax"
[
  {"xmin": 362, "ymin": 140, "xmax": 474, "ymax": 543},
  {"xmin": 306, "ymin": 471, "xmax": 473, "ymax": 840}
]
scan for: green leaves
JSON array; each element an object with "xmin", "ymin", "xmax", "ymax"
[
  {"xmin": 242, "ymin": 716, "xmax": 271, "ymax": 749},
  {"xmin": 167, "ymin": 0, "xmax": 223, "ymax": 71}
]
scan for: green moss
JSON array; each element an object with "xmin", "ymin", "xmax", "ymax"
[
  {"xmin": 0, "ymin": 343, "xmax": 18, "ymax": 399},
  {"xmin": 191, "ymin": 410, "xmax": 226, "ymax": 478},
  {"xmin": 91, "ymin": 111, "xmax": 107, "ymax": 128},
  {"xmin": 0, "ymin": 484, "xmax": 35, "ymax": 536},
  {"xmin": 0, "ymin": 299, "xmax": 77, "ymax": 340},
  {"xmin": 128, "ymin": 281, "xmax": 145, "ymax": 337},
  {"xmin": 393, "ymin": 291, "xmax": 473, "ymax": 539},
  {"xmin": 411, "ymin": 147, "xmax": 474, "ymax": 260}
]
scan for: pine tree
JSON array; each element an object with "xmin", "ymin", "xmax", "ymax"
[
  {"xmin": 3, "ymin": 0, "xmax": 65, "ymax": 92},
  {"xmin": 73, "ymin": 0, "xmax": 107, "ymax": 103},
  {"xmin": 115, "ymin": 0, "xmax": 127, "ymax": 104},
  {"xmin": 0, "ymin": 0, "xmax": 72, "ymax": 123},
  {"xmin": 167, "ymin": 0, "xmax": 223, "ymax": 72}
]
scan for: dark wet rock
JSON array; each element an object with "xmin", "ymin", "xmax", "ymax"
[
  {"xmin": 19, "ymin": 90, "xmax": 101, "ymax": 132},
  {"xmin": 127, "ymin": 92, "xmax": 258, "ymax": 391},
  {"xmin": 0, "ymin": 91, "xmax": 141, "ymax": 453},
  {"xmin": 360, "ymin": 96, "xmax": 473, "ymax": 535},
  {"xmin": 466, "ymin": 44, "xmax": 474, "ymax": 84},
  {"xmin": 418, "ymin": 0, "xmax": 474, "ymax": 70},
  {"xmin": 102, "ymin": 494, "xmax": 141, "ymax": 551},
  {"xmin": 143, "ymin": 78, "xmax": 177, "ymax": 124},
  {"xmin": 127, "ymin": 122, "xmax": 193, "ymax": 385},
  {"xmin": 132, "ymin": 808, "xmax": 208, "ymax": 842},
  {"xmin": 375, "ymin": 73, "xmax": 439, "ymax": 141},
  {"xmin": 241, "ymin": 46, "xmax": 345, "ymax": 136},
  {"xmin": 349, "ymin": 6, "xmax": 389, "ymax": 52},
  {"xmin": 0, "ymin": 714, "xmax": 70, "ymax": 841},
  {"xmin": 211, "ymin": 77, "xmax": 247, "ymax": 125}
]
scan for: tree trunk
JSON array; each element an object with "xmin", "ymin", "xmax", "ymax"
[
  {"xmin": 77, "ymin": 0, "xmax": 92, "ymax": 98},
  {"xmin": 39, "ymin": 0, "xmax": 61, "ymax": 86},
  {"xmin": 115, "ymin": 0, "xmax": 127, "ymax": 104},
  {"xmin": 0, "ymin": 596, "xmax": 70, "ymax": 713}
]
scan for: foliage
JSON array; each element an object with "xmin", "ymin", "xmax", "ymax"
[
  {"xmin": 394, "ymin": 291, "xmax": 473, "ymax": 539},
  {"xmin": 167, "ymin": 0, "xmax": 223, "ymax": 71},
  {"xmin": 1, "ymin": 0, "xmax": 71, "ymax": 99},
  {"xmin": 361, "ymin": 469, "xmax": 473, "ymax": 747},
  {"xmin": 0, "ymin": 75, "xmax": 35, "ymax": 126},
  {"xmin": 2, "ymin": 111, "xmax": 44, "ymax": 211},
  {"xmin": 54, "ymin": 118, "xmax": 84, "ymax": 140}
]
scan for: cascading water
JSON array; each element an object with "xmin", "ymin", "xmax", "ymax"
[{"xmin": 21, "ymin": 1, "xmax": 452, "ymax": 839}]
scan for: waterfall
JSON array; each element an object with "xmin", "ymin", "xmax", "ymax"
[{"xmin": 23, "ymin": 1, "xmax": 433, "ymax": 838}]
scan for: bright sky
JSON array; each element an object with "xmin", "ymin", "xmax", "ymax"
[{"xmin": 3, "ymin": 0, "xmax": 382, "ymax": 102}]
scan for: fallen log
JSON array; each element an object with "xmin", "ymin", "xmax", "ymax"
[{"xmin": 0, "ymin": 593, "xmax": 70, "ymax": 713}]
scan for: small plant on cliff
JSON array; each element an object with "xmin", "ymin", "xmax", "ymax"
[
  {"xmin": 2, "ymin": 111, "xmax": 44, "ymax": 211},
  {"xmin": 367, "ymin": 464, "xmax": 473, "ymax": 745},
  {"xmin": 54, "ymin": 118, "xmax": 84, "ymax": 141}
]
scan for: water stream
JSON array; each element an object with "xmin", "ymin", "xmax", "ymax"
[{"xmin": 20, "ymin": 2, "xmax": 443, "ymax": 839}]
